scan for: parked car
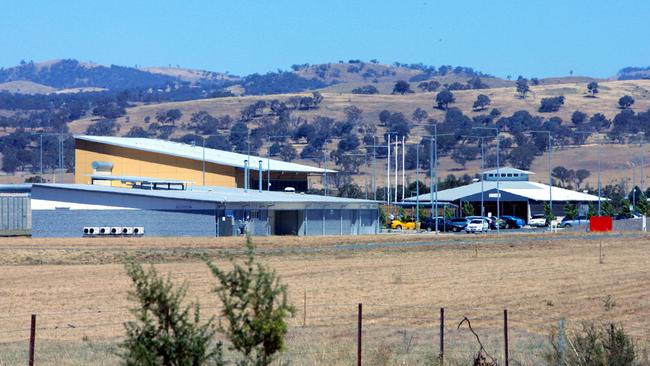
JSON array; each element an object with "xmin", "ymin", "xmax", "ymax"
[
  {"xmin": 390, "ymin": 219, "xmax": 416, "ymax": 230},
  {"xmin": 560, "ymin": 215, "xmax": 589, "ymax": 228},
  {"xmin": 529, "ymin": 214, "xmax": 548, "ymax": 227},
  {"xmin": 615, "ymin": 212, "xmax": 642, "ymax": 220},
  {"xmin": 466, "ymin": 219, "xmax": 489, "ymax": 233},
  {"xmin": 447, "ymin": 218, "xmax": 470, "ymax": 232},
  {"xmin": 500, "ymin": 215, "xmax": 525, "ymax": 229},
  {"xmin": 420, "ymin": 217, "xmax": 452, "ymax": 232},
  {"xmin": 465, "ymin": 216, "xmax": 498, "ymax": 230}
]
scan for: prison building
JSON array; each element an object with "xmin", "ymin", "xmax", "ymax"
[
  {"xmin": 31, "ymin": 183, "xmax": 379, "ymax": 237},
  {"xmin": 74, "ymin": 135, "xmax": 333, "ymax": 192},
  {"xmin": 404, "ymin": 167, "xmax": 603, "ymax": 221}
]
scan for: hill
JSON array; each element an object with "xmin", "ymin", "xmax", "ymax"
[
  {"xmin": 617, "ymin": 66, "xmax": 650, "ymax": 81},
  {"xmin": 66, "ymin": 78, "xmax": 650, "ymax": 191}
]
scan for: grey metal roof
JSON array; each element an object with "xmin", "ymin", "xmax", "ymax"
[
  {"xmin": 0, "ymin": 184, "xmax": 32, "ymax": 193},
  {"xmin": 75, "ymin": 135, "xmax": 336, "ymax": 174},
  {"xmin": 33, "ymin": 183, "xmax": 377, "ymax": 205},
  {"xmin": 481, "ymin": 167, "xmax": 535, "ymax": 175},
  {"xmin": 404, "ymin": 180, "xmax": 604, "ymax": 202}
]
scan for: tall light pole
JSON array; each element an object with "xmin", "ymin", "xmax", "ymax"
[
  {"xmin": 528, "ymin": 130, "xmax": 553, "ymax": 221},
  {"xmin": 576, "ymin": 130, "xmax": 601, "ymax": 215},
  {"xmin": 473, "ymin": 126, "xmax": 500, "ymax": 234},
  {"xmin": 462, "ymin": 135, "xmax": 487, "ymax": 217}
]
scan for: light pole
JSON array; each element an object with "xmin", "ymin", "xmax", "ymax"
[
  {"xmin": 473, "ymin": 126, "xmax": 500, "ymax": 234},
  {"xmin": 528, "ymin": 130, "xmax": 553, "ymax": 222},
  {"xmin": 462, "ymin": 135, "xmax": 488, "ymax": 217},
  {"xmin": 576, "ymin": 130, "xmax": 601, "ymax": 215}
]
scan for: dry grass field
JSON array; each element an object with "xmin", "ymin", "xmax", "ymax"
[{"xmin": 1, "ymin": 233, "xmax": 649, "ymax": 365}]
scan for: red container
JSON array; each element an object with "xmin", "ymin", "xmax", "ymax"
[{"xmin": 590, "ymin": 216, "xmax": 613, "ymax": 232}]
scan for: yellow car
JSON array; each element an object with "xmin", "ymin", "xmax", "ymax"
[{"xmin": 390, "ymin": 219, "xmax": 417, "ymax": 230}]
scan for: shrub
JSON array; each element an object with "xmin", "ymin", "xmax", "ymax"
[
  {"xmin": 206, "ymin": 235, "xmax": 295, "ymax": 366},
  {"xmin": 120, "ymin": 261, "xmax": 223, "ymax": 366}
]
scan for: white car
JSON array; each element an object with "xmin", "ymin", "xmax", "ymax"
[
  {"xmin": 529, "ymin": 214, "xmax": 548, "ymax": 227},
  {"xmin": 466, "ymin": 219, "xmax": 489, "ymax": 233}
]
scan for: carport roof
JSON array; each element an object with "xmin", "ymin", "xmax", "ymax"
[
  {"xmin": 32, "ymin": 184, "xmax": 377, "ymax": 205},
  {"xmin": 404, "ymin": 180, "xmax": 604, "ymax": 202}
]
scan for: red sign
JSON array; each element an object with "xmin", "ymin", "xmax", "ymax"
[{"xmin": 590, "ymin": 216, "xmax": 613, "ymax": 232}]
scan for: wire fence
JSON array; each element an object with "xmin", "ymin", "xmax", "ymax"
[{"xmin": 1, "ymin": 303, "xmax": 648, "ymax": 365}]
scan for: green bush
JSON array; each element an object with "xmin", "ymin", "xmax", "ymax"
[
  {"xmin": 120, "ymin": 261, "xmax": 223, "ymax": 366},
  {"xmin": 545, "ymin": 321, "xmax": 636, "ymax": 366}
]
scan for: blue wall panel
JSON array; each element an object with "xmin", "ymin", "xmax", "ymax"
[{"xmin": 33, "ymin": 209, "xmax": 216, "ymax": 237}]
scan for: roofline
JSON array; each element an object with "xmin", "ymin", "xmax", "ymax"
[{"xmin": 74, "ymin": 135, "xmax": 337, "ymax": 174}]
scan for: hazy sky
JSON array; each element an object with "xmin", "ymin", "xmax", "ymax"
[{"xmin": 2, "ymin": 0, "xmax": 649, "ymax": 78}]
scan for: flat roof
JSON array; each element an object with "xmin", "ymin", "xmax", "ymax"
[
  {"xmin": 32, "ymin": 183, "xmax": 377, "ymax": 205},
  {"xmin": 75, "ymin": 135, "xmax": 336, "ymax": 174},
  {"xmin": 404, "ymin": 180, "xmax": 605, "ymax": 202}
]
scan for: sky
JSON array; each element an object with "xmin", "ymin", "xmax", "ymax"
[{"xmin": 1, "ymin": 0, "xmax": 649, "ymax": 78}]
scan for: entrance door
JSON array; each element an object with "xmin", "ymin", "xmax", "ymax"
[{"xmin": 274, "ymin": 210, "xmax": 301, "ymax": 235}]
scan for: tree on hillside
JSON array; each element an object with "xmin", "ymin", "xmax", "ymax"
[
  {"xmin": 508, "ymin": 143, "xmax": 536, "ymax": 170},
  {"xmin": 539, "ymin": 96, "xmax": 565, "ymax": 112},
  {"xmin": 392, "ymin": 80, "xmax": 413, "ymax": 95},
  {"xmin": 618, "ymin": 95, "xmax": 635, "ymax": 109},
  {"xmin": 412, "ymin": 107, "xmax": 428, "ymax": 122},
  {"xmin": 472, "ymin": 94, "xmax": 491, "ymax": 111},
  {"xmin": 451, "ymin": 145, "xmax": 480, "ymax": 169},
  {"xmin": 571, "ymin": 110, "xmax": 587, "ymax": 126},
  {"xmin": 435, "ymin": 90, "xmax": 455, "ymax": 110},
  {"xmin": 587, "ymin": 81, "xmax": 599, "ymax": 97},
  {"xmin": 417, "ymin": 80, "xmax": 441, "ymax": 92},
  {"xmin": 351, "ymin": 85, "xmax": 379, "ymax": 94},
  {"xmin": 156, "ymin": 109, "xmax": 182, "ymax": 125},
  {"xmin": 516, "ymin": 76, "xmax": 530, "ymax": 99}
]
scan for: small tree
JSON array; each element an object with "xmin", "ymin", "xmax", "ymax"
[
  {"xmin": 563, "ymin": 202, "xmax": 578, "ymax": 219},
  {"xmin": 619, "ymin": 198, "xmax": 632, "ymax": 218},
  {"xmin": 602, "ymin": 201, "xmax": 616, "ymax": 216},
  {"xmin": 516, "ymin": 76, "xmax": 529, "ymax": 99},
  {"xmin": 435, "ymin": 90, "xmax": 455, "ymax": 110},
  {"xmin": 462, "ymin": 201, "xmax": 474, "ymax": 216},
  {"xmin": 587, "ymin": 81, "xmax": 599, "ymax": 97},
  {"xmin": 392, "ymin": 80, "xmax": 413, "ymax": 95},
  {"xmin": 636, "ymin": 192, "xmax": 649, "ymax": 216},
  {"xmin": 472, "ymin": 94, "xmax": 491, "ymax": 111},
  {"xmin": 207, "ymin": 236, "xmax": 295, "ymax": 366},
  {"xmin": 121, "ymin": 261, "xmax": 223, "ymax": 366},
  {"xmin": 544, "ymin": 202, "xmax": 555, "ymax": 223},
  {"xmin": 618, "ymin": 95, "xmax": 635, "ymax": 109}
]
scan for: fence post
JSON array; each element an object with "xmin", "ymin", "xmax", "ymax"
[
  {"xmin": 439, "ymin": 307, "xmax": 444, "ymax": 365},
  {"xmin": 303, "ymin": 289, "xmax": 307, "ymax": 327},
  {"xmin": 357, "ymin": 303, "xmax": 363, "ymax": 366},
  {"xmin": 504, "ymin": 309, "xmax": 509, "ymax": 366},
  {"xmin": 29, "ymin": 314, "xmax": 36, "ymax": 366}
]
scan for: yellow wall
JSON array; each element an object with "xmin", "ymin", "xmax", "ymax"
[
  {"xmin": 75, "ymin": 140, "xmax": 238, "ymax": 187},
  {"xmin": 74, "ymin": 140, "xmax": 310, "ymax": 188}
]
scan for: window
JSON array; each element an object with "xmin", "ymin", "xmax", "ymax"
[
  {"xmin": 507, "ymin": 173, "xmax": 512, "ymax": 177},
  {"xmin": 501, "ymin": 173, "xmax": 506, "ymax": 177}
]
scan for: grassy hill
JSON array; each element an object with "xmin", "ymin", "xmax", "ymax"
[{"xmin": 67, "ymin": 78, "xmax": 650, "ymax": 189}]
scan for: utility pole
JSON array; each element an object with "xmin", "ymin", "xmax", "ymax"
[
  {"xmin": 474, "ymin": 126, "xmax": 500, "ymax": 234},
  {"xmin": 529, "ymin": 131, "xmax": 553, "ymax": 223},
  {"xmin": 394, "ymin": 135, "xmax": 398, "ymax": 203},
  {"xmin": 402, "ymin": 135, "xmax": 405, "ymax": 201},
  {"xmin": 202, "ymin": 139, "xmax": 206, "ymax": 186},
  {"xmin": 416, "ymin": 144, "xmax": 420, "ymax": 224},
  {"xmin": 387, "ymin": 133, "xmax": 391, "ymax": 207}
]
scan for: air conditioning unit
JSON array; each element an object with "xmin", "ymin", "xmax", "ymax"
[
  {"xmin": 133, "ymin": 227, "xmax": 145, "ymax": 235},
  {"xmin": 88, "ymin": 227, "xmax": 100, "ymax": 235},
  {"xmin": 122, "ymin": 227, "xmax": 134, "ymax": 235},
  {"xmin": 99, "ymin": 227, "xmax": 111, "ymax": 235},
  {"xmin": 110, "ymin": 227, "xmax": 121, "ymax": 235}
]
